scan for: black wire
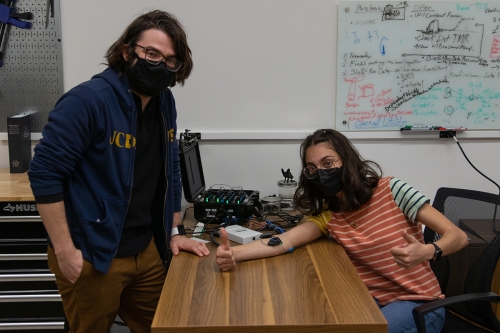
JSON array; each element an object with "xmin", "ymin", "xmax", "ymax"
[
  {"xmin": 181, "ymin": 206, "xmax": 193, "ymax": 225},
  {"xmin": 186, "ymin": 208, "xmax": 244, "ymax": 245},
  {"xmin": 261, "ymin": 211, "xmax": 303, "ymax": 229},
  {"xmin": 454, "ymin": 135, "xmax": 500, "ymax": 233},
  {"xmin": 454, "ymin": 136, "xmax": 500, "ymax": 194},
  {"xmin": 210, "ymin": 230, "xmax": 220, "ymax": 246}
]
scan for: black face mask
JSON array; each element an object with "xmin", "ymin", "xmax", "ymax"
[
  {"xmin": 311, "ymin": 166, "xmax": 344, "ymax": 198},
  {"xmin": 127, "ymin": 57, "xmax": 175, "ymax": 97}
]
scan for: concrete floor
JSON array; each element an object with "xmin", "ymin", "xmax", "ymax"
[{"xmin": 110, "ymin": 317, "xmax": 130, "ymax": 333}]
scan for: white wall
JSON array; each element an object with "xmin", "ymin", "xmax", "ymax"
[
  {"xmin": 1, "ymin": 0, "xmax": 499, "ymax": 204},
  {"xmin": 196, "ymin": 137, "xmax": 500, "ymax": 204}
]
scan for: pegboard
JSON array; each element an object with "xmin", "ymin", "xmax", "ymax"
[{"xmin": 0, "ymin": 0, "xmax": 63, "ymax": 133}]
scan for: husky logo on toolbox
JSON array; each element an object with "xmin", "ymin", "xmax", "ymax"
[{"xmin": 2, "ymin": 203, "xmax": 37, "ymax": 213}]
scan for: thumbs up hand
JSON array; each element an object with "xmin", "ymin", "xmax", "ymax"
[
  {"xmin": 390, "ymin": 230, "xmax": 428, "ymax": 269},
  {"xmin": 216, "ymin": 228, "xmax": 236, "ymax": 271}
]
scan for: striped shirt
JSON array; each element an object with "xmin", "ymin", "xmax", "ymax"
[{"xmin": 309, "ymin": 177, "xmax": 444, "ymax": 305}]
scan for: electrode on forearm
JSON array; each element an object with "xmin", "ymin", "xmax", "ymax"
[{"xmin": 267, "ymin": 236, "xmax": 294, "ymax": 253}]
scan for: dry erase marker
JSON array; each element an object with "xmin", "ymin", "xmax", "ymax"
[
  {"xmin": 400, "ymin": 127, "xmax": 432, "ymax": 131},
  {"xmin": 411, "ymin": 125, "xmax": 433, "ymax": 129},
  {"xmin": 410, "ymin": 126, "xmax": 433, "ymax": 130},
  {"xmin": 401, "ymin": 125, "xmax": 433, "ymax": 130},
  {"xmin": 437, "ymin": 127, "xmax": 467, "ymax": 131}
]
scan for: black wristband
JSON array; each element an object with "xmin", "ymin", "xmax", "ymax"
[
  {"xmin": 429, "ymin": 242, "xmax": 442, "ymax": 262},
  {"xmin": 172, "ymin": 225, "xmax": 186, "ymax": 236}
]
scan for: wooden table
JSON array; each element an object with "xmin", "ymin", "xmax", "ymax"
[
  {"xmin": 152, "ymin": 211, "xmax": 387, "ymax": 333},
  {"xmin": 0, "ymin": 169, "xmax": 34, "ymax": 201}
]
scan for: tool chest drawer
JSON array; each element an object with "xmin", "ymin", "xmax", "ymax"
[{"xmin": 0, "ymin": 202, "xmax": 66, "ymax": 332}]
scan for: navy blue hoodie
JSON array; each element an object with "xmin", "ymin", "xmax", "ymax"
[{"xmin": 28, "ymin": 67, "xmax": 182, "ymax": 274}]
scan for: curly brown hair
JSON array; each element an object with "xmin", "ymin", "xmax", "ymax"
[
  {"xmin": 294, "ymin": 129, "xmax": 382, "ymax": 216},
  {"xmin": 105, "ymin": 10, "xmax": 193, "ymax": 87}
]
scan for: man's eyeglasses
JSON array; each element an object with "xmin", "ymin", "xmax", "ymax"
[
  {"xmin": 302, "ymin": 159, "xmax": 340, "ymax": 179},
  {"xmin": 134, "ymin": 44, "xmax": 182, "ymax": 72}
]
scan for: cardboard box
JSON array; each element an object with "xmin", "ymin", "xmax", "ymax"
[{"xmin": 7, "ymin": 113, "xmax": 31, "ymax": 173}]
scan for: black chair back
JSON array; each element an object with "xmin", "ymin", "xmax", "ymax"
[{"xmin": 427, "ymin": 187, "xmax": 500, "ymax": 332}]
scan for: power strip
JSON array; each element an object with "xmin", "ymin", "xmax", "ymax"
[{"xmin": 224, "ymin": 225, "xmax": 262, "ymax": 244}]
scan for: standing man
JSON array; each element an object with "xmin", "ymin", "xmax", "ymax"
[{"xmin": 28, "ymin": 10, "xmax": 210, "ymax": 332}]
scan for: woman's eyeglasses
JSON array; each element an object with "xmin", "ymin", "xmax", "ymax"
[{"xmin": 302, "ymin": 159, "xmax": 340, "ymax": 179}]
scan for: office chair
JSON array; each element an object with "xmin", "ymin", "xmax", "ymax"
[{"xmin": 413, "ymin": 187, "xmax": 500, "ymax": 333}]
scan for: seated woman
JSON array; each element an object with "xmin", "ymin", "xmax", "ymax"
[{"xmin": 216, "ymin": 129, "xmax": 468, "ymax": 333}]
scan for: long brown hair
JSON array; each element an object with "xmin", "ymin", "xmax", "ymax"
[
  {"xmin": 105, "ymin": 10, "xmax": 193, "ymax": 87},
  {"xmin": 294, "ymin": 129, "xmax": 382, "ymax": 216}
]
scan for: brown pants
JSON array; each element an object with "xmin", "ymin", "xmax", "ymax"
[{"xmin": 47, "ymin": 239, "xmax": 166, "ymax": 333}]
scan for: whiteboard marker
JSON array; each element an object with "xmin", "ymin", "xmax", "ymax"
[
  {"xmin": 412, "ymin": 125, "xmax": 433, "ymax": 129},
  {"xmin": 400, "ymin": 127, "xmax": 432, "ymax": 131},
  {"xmin": 409, "ymin": 127, "xmax": 433, "ymax": 131}
]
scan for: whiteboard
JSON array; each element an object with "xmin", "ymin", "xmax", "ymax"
[{"xmin": 337, "ymin": 1, "xmax": 500, "ymax": 131}]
